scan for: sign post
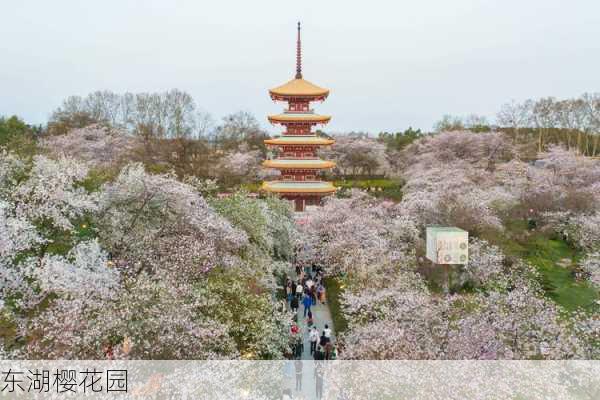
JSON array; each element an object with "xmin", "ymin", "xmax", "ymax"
[{"xmin": 426, "ymin": 227, "xmax": 469, "ymax": 294}]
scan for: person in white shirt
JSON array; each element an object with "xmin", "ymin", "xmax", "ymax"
[
  {"xmin": 309, "ymin": 327, "xmax": 319, "ymax": 355},
  {"xmin": 323, "ymin": 324, "xmax": 332, "ymax": 339},
  {"xmin": 295, "ymin": 282, "xmax": 303, "ymax": 299}
]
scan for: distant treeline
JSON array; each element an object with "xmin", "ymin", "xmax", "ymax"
[{"xmin": 2, "ymin": 90, "xmax": 599, "ymax": 186}]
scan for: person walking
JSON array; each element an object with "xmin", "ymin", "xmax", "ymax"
[
  {"xmin": 306, "ymin": 309, "xmax": 314, "ymax": 327},
  {"xmin": 295, "ymin": 282, "xmax": 303, "ymax": 299},
  {"xmin": 306, "ymin": 277, "xmax": 314, "ymax": 290},
  {"xmin": 315, "ymin": 362, "xmax": 324, "ymax": 399},
  {"xmin": 323, "ymin": 324, "xmax": 332, "ymax": 341},
  {"xmin": 324, "ymin": 341, "xmax": 333, "ymax": 360},
  {"xmin": 294, "ymin": 359, "xmax": 303, "ymax": 391},
  {"xmin": 286, "ymin": 281, "xmax": 293, "ymax": 304},
  {"xmin": 294, "ymin": 333, "xmax": 304, "ymax": 359},
  {"xmin": 317, "ymin": 283, "xmax": 325, "ymax": 304},
  {"xmin": 314, "ymin": 344, "xmax": 324, "ymax": 361},
  {"xmin": 290, "ymin": 296, "xmax": 299, "ymax": 314},
  {"xmin": 319, "ymin": 333, "xmax": 328, "ymax": 348},
  {"xmin": 302, "ymin": 293, "xmax": 312, "ymax": 317},
  {"xmin": 309, "ymin": 326, "xmax": 319, "ymax": 355}
]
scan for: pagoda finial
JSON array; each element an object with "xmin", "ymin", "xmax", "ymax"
[{"xmin": 295, "ymin": 21, "xmax": 302, "ymax": 79}]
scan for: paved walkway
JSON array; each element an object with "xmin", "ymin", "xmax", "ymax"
[
  {"xmin": 296, "ymin": 297, "xmax": 335, "ymax": 360},
  {"xmin": 283, "ymin": 267, "xmax": 336, "ymax": 399},
  {"xmin": 287, "ymin": 266, "xmax": 336, "ymax": 359}
]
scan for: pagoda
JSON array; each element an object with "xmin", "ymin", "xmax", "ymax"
[{"xmin": 261, "ymin": 22, "xmax": 336, "ymax": 212}]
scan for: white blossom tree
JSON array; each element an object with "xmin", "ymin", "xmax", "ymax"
[
  {"xmin": 580, "ymin": 253, "xmax": 600, "ymax": 287},
  {"xmin": 42, "ymin": 124, "xmax": 141, "ymax": 168}
]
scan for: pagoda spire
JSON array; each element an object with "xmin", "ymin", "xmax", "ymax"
[{"xmin": 295, "ymin": 21, "xmax": 302, "ymax": 79}]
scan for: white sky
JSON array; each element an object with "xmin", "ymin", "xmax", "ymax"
[{"xmin": 1, "ymin": 0, "xmax": 599, "ymax": 133}]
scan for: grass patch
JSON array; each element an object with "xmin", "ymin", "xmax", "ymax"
[
  {"xmin": 324, "ymin": 277, "xmax": 348, "ymax": 334},
  {"xmin": 333, "ymin": 178, "xmax": 400, "ymax": 189},
  {"xmin": 334, "ymin": 178, "xmax": 403, "ymax": 201},
  {"xmin": 523, "ymin": 237, "xmax": 597, "ymax": 312},
  {"xmin": 483, "ymin": 219, "xmax": 599, "ymax": 312}
]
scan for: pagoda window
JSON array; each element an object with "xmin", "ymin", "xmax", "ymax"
[
  {"xmin": 303, "ymin": 152, "xmax": 313, "ymax": 158},
  {"xmin": 288, "ymin": 102, "xmax": 309, "ymax": 112},
  {"xmin": 305, "ymin": 174, "xmax": 315, "ymax": 181},
  {"xmin": 283, "ymin": 174, "xmax": 293, "ymax": 181},
  {"xmin": 284, "ymin": 152, "xmax": 295, "ymax": 157}
]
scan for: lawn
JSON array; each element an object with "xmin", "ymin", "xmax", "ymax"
[
  {"xmin": 333, "ymin": 178, "xmax": 401, "ymax": 189},
  {"xmin": 334, "ymin": 178, "xmax": 403, "ymax": 201},
  {"xmin": 485, "ymin": 219, "xmax": 599, "ymax": 313},
  {"xmin": 523, "ymin": 236, "xmax": 598, "ymax": 312}
]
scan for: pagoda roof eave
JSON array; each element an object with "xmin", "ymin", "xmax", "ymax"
[
  {"xmin": 264, "ymin": 136, "xmax": 335, "ymax": 146},
  {"xmin": 261, "ymin": 181, "xmax": 337, "ymax": 194},
  {"xmin": 269, "ymin": 78, "xmax": 329, "ymax": 99},
  {"xmin": 270, "ymin": 93, "xmax": 328, "ymax": 102},
  {"xmin": 268, "ymin": 114, "xmax": 331, "ymax": 124}
]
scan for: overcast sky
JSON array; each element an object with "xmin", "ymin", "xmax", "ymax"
[{"xmin": 1, "ymin": 0, "xmax": 599, "ymax": 134}]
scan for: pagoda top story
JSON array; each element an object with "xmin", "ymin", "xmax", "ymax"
[{"xmin": 268, "ymin": 22, "xmax": 330, "ymax": 102}]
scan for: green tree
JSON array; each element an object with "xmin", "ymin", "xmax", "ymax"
[
  {"xmin": 0, "ymin": 115, "xmax": 38, "ymax": 155},
  {"xmin": 378, "ymin": 127, "xmax": 424, "ymax": 151}
]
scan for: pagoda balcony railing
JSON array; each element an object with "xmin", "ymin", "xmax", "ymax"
[
  {"xmin": 266, "ymin": 155, "xmax": 320, "ymax": 160},
  {"xmin": 277, "ymin": 156, "xmax": 319, "ymax": 160},
  {"xmin": 267, "ymin": 177, "xmax": 324, "ymax": 182},
  {"xmin": 283, "ymin": 109, "xmax": 315, "ymax": 114}
]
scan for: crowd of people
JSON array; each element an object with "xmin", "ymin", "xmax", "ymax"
[
  {"xmin": 285, "ymin": 265, "xmax": 336, "ymax": 362},
  {"xmin": 290, "ymin": 359, "xmax": 326, "ymax": 399},
  {"xmin": 283, "ymin": 265, "xmax": 336, "ymax": 398}
]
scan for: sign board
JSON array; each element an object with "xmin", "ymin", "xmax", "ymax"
[{"xmin": 426, "ymin": 227, "xmax": 469, "ymax": 264}]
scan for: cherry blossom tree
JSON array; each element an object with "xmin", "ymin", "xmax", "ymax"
[
  {"xmin": 12, "ymin": 155, "xmax": 98, "ymax": 231},
  {"xmin": 547, "ymin": 212, "xmax": 600, "ymax": 252},
  {"xmin": 0, "ymin": 200, "xmax": 44, "ymax": 265},
  {"xmin": 321, "ymin": 135, "xmax": 391, "ymax": 177},
  {"xmin": 402, "ymin": 130, "xmax": 515, "ymax": 169},
  {"xmin": 517, "ymin": 146, "xmax": 600, "ymax": 214},
  {"xmin": 41, "ymin": 124, "xmax": 141, "ymax": 168},
  {"xmin": 1, "ymin": 149, "xmax": 294, "ymax": 360},
  {"xmin": 298, "ymin": 192, "xmax": 419, "ymax": 281},
  {"xmin": 459, "ymin": 238, "xmax": 505, "ymax": 288},
  {"xmin": 397, "ymin": 131, "xmax": 519, "ymax": 233},
  {"xmin": 580, "ymin": 253, "xmax": 600, "ymax": 287},
  {"xmin": 31, "ymin": 239, "xmax": 120, "ymax": 299},
  {"xmin": 446, "ymin": 286, "xmax": 584, "ymax": 359},
  {"xmin": 1, "ymin": 151, "xmax": 99, "ymax": 310},
  {"xmin": 26, "ymin": 273, "xmax": 237, "ymax": 359},
  {"xmin": 216, "ymin": 147, "xmax": 262, "ymax": 183},
  {"xmin": 340, "ymin": 280, "xmax": 585, "ymax": 360},
  {"xmin": 97, "ymin": 163, "xmax": 248, "ymax": 279}
]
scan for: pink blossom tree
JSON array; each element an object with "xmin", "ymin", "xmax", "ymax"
[{"xmin": 41, "ymin": 124, "xmax": 141, "ymax": 168}]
